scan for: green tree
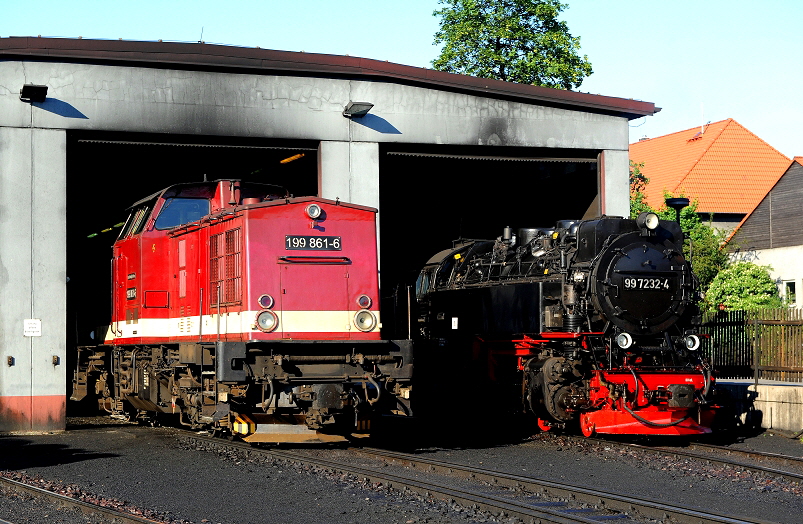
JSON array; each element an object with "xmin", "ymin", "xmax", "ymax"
[
  {"xmin": 705, "ymin": 262, "xmax": 783, "ymax": 310},
  {"xmin": 629, "ymin": 160, "xmax": 650, "ymax": 218},
  {"xmin": 629, "ymin": 161, "xmax": 729, "ymax": 291},
  {"xmin": 432, "ymin": 0, "xmax": 593, "ymax": 89}
]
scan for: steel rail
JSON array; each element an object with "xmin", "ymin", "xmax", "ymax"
[
  {"xmin": 358, "ymin": 447, "xmax": 770, "ymax": 524},
  {"xmin": 185, "ymin": 435, "xmax": 604, "ymax": 523},
  {"xmin": 685, "ymin": 442, "xmax": 803, "ymax": 469},
  {"xmin": 184, "ymin": 434, "xmax": 765, "ymax": 523},
  {"xmin": 0, "ymin": 475, "xmax": 162, "ymax": 524},
  {"xmin": 579, "ymin": 437, "xmax": 803, "ymax": 485}
]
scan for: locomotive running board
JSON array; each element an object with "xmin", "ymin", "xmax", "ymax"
[{"xmin": 580, "ymin": 409, "xmax": 713, "ymax": 437}]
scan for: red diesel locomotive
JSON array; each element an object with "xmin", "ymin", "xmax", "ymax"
[{"xmin": 72, "ymin": 179, "xmax": 412, "ymax": 443}]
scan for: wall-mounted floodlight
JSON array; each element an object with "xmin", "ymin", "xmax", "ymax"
[
  {"xmin": 343, "ymin": 101, "xmax": 373, "ymax": 118},
  {"xmin": 20, "ymin": 84, "xmax": 48, "ymax": 103},
  {"xmin": 665, "ymin": 197, "xmax": 690, "ymax": 224}
]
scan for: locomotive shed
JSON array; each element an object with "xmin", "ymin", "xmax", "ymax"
[{"xmin": 0, "ymin": 37, "xmax": 656, "ymax": 432}]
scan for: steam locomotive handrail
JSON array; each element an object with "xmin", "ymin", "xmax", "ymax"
[
  {"xmin": 277, "ymin": 256, "xmax": 352, "ymax": 265},
  {"xmin": 612, "ymin": 269, "xmax": 681, "ymax": 276},
  {"xmin": 538, "ymin": 331, "xmax": 604, "ymax": 339}
]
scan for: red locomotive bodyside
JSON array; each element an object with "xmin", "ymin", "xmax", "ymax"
[{"xmin": 107, "ymin": 181, "xmax": 380, "ymax": 345}]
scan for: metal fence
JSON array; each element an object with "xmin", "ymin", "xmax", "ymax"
[{"xmin": 700, "ymin": 308, "xmax": 803, "ymax": 382}]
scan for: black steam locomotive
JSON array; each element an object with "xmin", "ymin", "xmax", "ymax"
[{"xmin": 414, "ymin": 213, "xmax": 716, "ymax": 436}]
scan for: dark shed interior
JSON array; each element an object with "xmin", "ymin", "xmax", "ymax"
[{"xmin": 67, "ymin": 133, "xmax": 598, "ymax": 346}]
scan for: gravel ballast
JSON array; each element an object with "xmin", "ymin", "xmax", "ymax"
[{"xmin": 1, "ymin": 417, "xmax": 801, "ymax": 523}]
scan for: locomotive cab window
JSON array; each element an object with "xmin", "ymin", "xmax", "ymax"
[
  {"xmin": 118, "ymin": 204, "xmax": 153, "ymax": 239},
  {"xmin": 154, "ymin": 198, "xmax": 210, "ymax": 230},
  {"xmin": 415, "ymin": 269, "xmax": 434, "ymax": 300}
]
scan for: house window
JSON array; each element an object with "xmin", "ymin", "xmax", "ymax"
[{"xmin": 784, "ymin": 281, "xmax": 796, "ymax": 306}]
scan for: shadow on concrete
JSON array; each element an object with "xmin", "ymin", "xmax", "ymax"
[
  {"xmin": 0, "ymin": 437, "xmax": 118, "ymax": 470},
  {"xmin": 353, "ymin": 114, "xmax": 400, "ymax": 134},
  {"xmin": 693, "ymin": 387, "xmax": 766, "ymax": 444},
  {"xmin": 34, "ymin": 98, "xmax": 88, "ymax": 119}
]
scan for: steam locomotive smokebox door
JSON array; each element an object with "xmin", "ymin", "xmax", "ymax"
[{"xmin": 216, "ymin": 341, "xmax": 247, "ymax": 382}]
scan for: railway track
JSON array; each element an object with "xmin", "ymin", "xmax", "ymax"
[
  {"xmin": 0, "ymin": 474, "xmax": 161, "ymax": 524},
  {"xmin": 576, "ymin": 437, "xmax": 803, "ymax": 485},
  {"xmin": 685, "ymin": 441, "xmax": 803, "ymax": 469},
  {"xmin": 183, "ymin": 434, "xmax": 771, "ymax": 523}
]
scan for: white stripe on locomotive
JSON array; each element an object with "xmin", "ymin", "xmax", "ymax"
[{"xmin": 105, "ymin": 309, "xmax": 382, "ymax": 341}]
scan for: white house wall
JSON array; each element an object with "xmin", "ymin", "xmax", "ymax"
[{"xmin": 733, "ymin": 246, "xmax": 803, "ymax": 307}]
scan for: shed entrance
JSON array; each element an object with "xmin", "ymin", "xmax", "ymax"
[
  {"xmin": 378, "ymin": 146, "xmax": 599, "ymax": 335},
  {"xmin": 66, "ymin": 131, "xmax": 318, "ymax": 352}
]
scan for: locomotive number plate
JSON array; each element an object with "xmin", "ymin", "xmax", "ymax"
[
  {"xmin": 623, "ymin": 277, "xmax": 671, "ymax": 290},
  {"xmin": 285, "ymin": 235, "xmax": 342, "ymax": 250}
]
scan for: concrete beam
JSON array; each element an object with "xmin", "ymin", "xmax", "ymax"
[
  {"xmin": 0, "ymin": 62, "xmax": 631, "ymax": 152},
  {"xmin": 318, "ymin": 141, "xmax": 379, "ymax": 209},
  {"xmin": 599, "ymin": 149, "xmax": 630, "ymax": 217}
]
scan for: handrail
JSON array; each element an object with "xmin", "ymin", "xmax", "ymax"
[{"xmin": 277, "ymin": 256, "xmax": 351, "ymax": 265}]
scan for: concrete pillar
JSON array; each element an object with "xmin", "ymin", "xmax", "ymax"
[
  {"xmin": 317, "ymin": 141, "xmax": 380, "ymax": 209},
  {"xmin": 598, "ymin": 149, "xmax": 630, "ymax": 217},
  {"xmin": 0, "ymin": 127, "xmax": 67, "ymax": 433}
]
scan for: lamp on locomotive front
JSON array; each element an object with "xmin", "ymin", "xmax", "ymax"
[
  {"xmin": 615, "ymin": 332, "xmax": 634, "ymax": 349},
  {"xmin": 636, "ymin": 212, "xmax": 659, "ymax": 232},
  {"xmin": 683, "ymin": 334, "xmax": 701, "ymax": 351},
  {"xmin": 305, "ymin": 203, "xmax": 323, "ymax": 219}
]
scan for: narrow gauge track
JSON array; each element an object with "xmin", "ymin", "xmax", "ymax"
[
  {"xmin": 183, "ymin": 434, "xmax": 767, "ymax": 523},
  {"xmin": 576, "ymin": 437, "xmax": 803, "ymax": 485},
  {"xmin": 684, "ymin": 441, "xmax": 803, "ymax": 470},
  {"xmin": 0, "ymin": 475, "xmax": 161, "ymax": 524}
]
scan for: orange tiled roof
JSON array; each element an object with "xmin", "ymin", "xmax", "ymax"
[{"xmin": 629, "ymin": 119, "xmax": 790, "ymax": 214}]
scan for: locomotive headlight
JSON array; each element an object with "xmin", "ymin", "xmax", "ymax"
[
  {"xmin": 357, "ymin": 294, "xmax": 372, "ymax": 309},
  {"xmin": 305, "ymin": 203, "xmax": 322, "ymax": 219},
  {"xmin": 616, "ymin": 332, "xmax": 634, "ymax": 349},
  {"xmin": 257, "ymin": 294, "xmax": 275, "ymax": 309},
  {"xmin": 256, "ymin": 310, "xmax": 279, "ymax": 332},
  {"xmin": 637, "ymin": 212, "xmax": 660, "ymax": 230},
  {"xmin": 684, "ymin": 335, "xmax": 701, "ymax": 351},
  {"xmin": 354, "ymin": 309, "xmax": 377, "ymax": 332}
]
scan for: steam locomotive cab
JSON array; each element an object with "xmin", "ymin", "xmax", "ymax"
[
  {"xmin": 415, "ymin": 213, "xmax": 715, "ymax": 436},
  {"xmin": 72, "ymin": 180, "xmax": 413, "ymax": 443}
]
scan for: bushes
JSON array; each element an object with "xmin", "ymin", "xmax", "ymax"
[{"xmin": 705, "ymin": 261, "xmax": 783, "ymax": 310}]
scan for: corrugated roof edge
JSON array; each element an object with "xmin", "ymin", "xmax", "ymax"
[{"xmin": 0, "ymin": 37, "xmax": 657, "ymax": 120}]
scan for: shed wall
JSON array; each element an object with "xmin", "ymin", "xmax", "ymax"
[{"xmin": 0, "ymin": 127, "xmax": 66, "ymax": 432}]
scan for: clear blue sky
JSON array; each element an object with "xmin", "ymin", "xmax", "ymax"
[{"xmin": 2, "ymin": 0, "xmax": 800, "ymax": 157}]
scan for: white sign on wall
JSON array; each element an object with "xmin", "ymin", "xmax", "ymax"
[{"xmin": 24, "ymin": 319, "xmax": 42, "ymax": 337}]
